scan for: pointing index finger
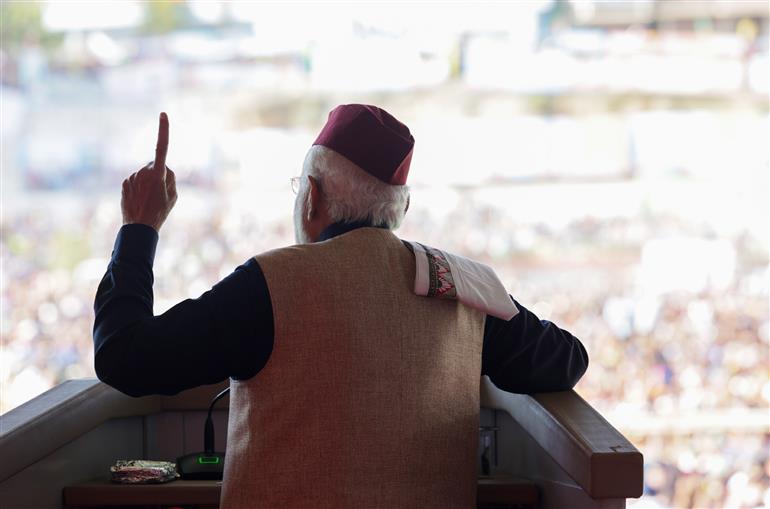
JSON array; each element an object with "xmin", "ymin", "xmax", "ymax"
[{"xmin": 154, "ymin": 112, "xmax": 169, "ymax": 177}]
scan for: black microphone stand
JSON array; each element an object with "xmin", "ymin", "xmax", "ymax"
[{"xmin": 176, "ymin": 387, "xmax": 230, "ymax": 480}]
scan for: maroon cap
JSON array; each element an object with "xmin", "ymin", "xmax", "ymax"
[{"xmin": 313, "ymin": 104, "xmax": 414, "ymax": 185}]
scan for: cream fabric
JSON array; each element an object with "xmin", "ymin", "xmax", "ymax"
[
  {"xmin": 221, "ymin": 228, "xmax": 486, "ymax": 509},
  {"xmin": 406, "ymin": 240, "xmax": 518, "ymax": 321}
]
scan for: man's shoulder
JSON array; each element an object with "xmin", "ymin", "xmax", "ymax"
[{"xmin": 254, "ymin": 227, "xmax": 401, "ymax": 266}]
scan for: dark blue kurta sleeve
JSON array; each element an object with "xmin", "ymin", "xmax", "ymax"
[
  {"xmin": 481, "ymin": 297, "xmax": 589, "ymax": 393},
  {"xmin": 93, "ymin": 224, "xmax": 273, "ymax": 397}
]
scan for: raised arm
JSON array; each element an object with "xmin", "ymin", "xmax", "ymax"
[{"xmin": 93, "ymin": 113, "xmax": 274, "ymax": 397}]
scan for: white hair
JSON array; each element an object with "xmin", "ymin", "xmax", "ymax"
[{"xmin": 300, "ymin": 145, "xmax": 410, "ymax": 230}]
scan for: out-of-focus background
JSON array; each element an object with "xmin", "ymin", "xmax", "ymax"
[{"xmin": 1, "ymin": 1, "xmax": 767, "ymax": 507}]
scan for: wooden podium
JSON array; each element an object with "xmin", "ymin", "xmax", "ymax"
[
  {"xmin": 62, "ymin": 477, "xmax": 540, "ymax": 508},
  {"xmin": 1, "ymin": 377, "xmax": 642, "ymax": 508}
]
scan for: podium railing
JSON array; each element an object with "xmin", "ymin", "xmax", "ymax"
[{"xmin": 0, "ymin": 377, "xmax": 642, "ymax": 508}]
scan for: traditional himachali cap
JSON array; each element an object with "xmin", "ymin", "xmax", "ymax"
[{"xmin": 313, "ymin": 104, "xmax": 414, "ymax": 186}]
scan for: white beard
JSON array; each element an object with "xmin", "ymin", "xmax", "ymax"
[{"xmin": 293, "ymin": 188, "xmax": 311, "ymax": 245}]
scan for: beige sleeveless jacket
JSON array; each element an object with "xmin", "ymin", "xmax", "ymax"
[{"xmin": 221, "ymin": 228, "xmax": 485, "ymax": 509}]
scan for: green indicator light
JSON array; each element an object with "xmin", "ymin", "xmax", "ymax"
[{"xmin": 198, "ymin": 456, "xmax": 220, "ymax": 464}]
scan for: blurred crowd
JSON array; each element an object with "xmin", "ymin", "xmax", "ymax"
[
  {"xmin": 2, "ymin": 1, "xmax": 769, "ymax": 508},
  {"xmin": 566, "ymin": 274, "xmax": 768, "ymax": 509}
]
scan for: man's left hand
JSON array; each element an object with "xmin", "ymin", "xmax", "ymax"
[{"xmin": 121, "ymin": 112, "xmax": 177, "ymax": 232}]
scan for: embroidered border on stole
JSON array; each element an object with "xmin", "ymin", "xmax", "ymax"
[{"xmin": 420, "ymin": 243, "xmax": 458, "ymax": 299}]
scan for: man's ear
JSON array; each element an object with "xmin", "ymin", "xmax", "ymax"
[{"xmin": 307, "ymin": 175, "xmax": 321, "ymax": 220}]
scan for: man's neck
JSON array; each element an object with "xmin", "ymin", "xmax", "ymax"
[{"xmin": 317, "ymin": 221, "xmax": 387, "ymax": 242}]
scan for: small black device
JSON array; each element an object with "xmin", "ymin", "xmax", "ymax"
[{"xmin": 176, "ymin": 386, "xmax": 230, "ymax": 480}]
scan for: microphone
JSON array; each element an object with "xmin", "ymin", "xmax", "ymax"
[{"xmin": 177, "ymin": 387, "xmax": 230, "ymax": 480}]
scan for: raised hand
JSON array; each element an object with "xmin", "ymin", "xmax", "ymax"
[{"xmin": 121, "ymin": 112, "xmax": 178, "ymax": 232}]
